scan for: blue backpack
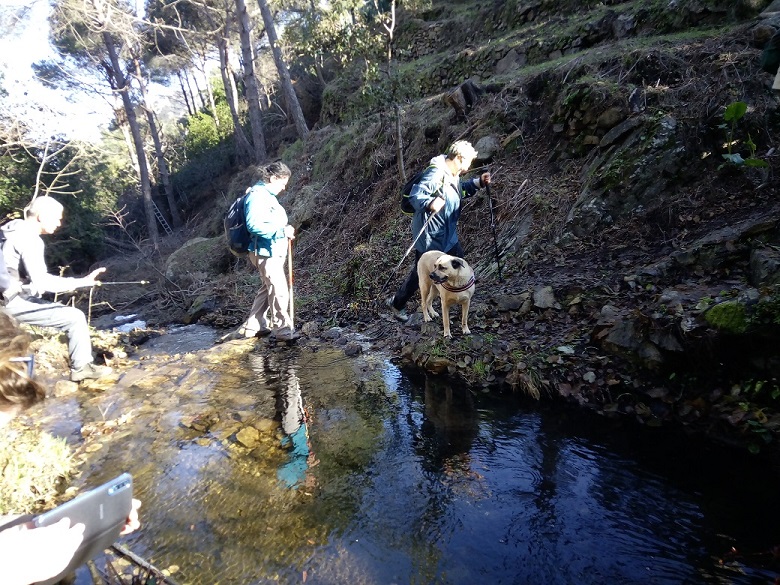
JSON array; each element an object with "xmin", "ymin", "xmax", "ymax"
[{"xmin": 223, "ymin": 193, "xmax": 253, "ymax": 257}]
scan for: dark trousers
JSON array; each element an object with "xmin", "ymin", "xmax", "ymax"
[{"xmin": 391, "ymin": 242, "xmax": 465, "ymax": 310}]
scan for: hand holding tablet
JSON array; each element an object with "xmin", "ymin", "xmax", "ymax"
[
  {"xmin": 0, "ymin": 518, "xmax": 85, "ymax": 585},
  {"xmin": 0, "ymin": 473, "xmax": 139, "ymax": 585}
]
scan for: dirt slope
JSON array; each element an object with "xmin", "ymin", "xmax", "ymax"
[{"xmin": 94, "ymin": 1, "xmax": 780, "ymax": 453}]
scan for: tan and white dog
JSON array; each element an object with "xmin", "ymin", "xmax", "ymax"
[{"xmin": 417, "ymin": 250, "xmax": 476, "ymax": 338}]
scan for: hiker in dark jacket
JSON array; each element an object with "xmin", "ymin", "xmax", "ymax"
[{"xmin": 387, "ymin": 140, "xmax": 491, "ymax": 322}]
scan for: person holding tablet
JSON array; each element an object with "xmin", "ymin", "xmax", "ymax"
[{"xmin": 0, "ymin": 310, "xmax": 140, "ymax": 584}]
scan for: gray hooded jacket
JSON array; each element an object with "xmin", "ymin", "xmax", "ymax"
[{"xmin": 1, "ymin": 219, "xmax": 92, "ymax": 295}]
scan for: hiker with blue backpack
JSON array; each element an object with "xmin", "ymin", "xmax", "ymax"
[
  {"xmin": 221, "ymin": 161, "xmax": 300, "ymax": 342},
  {"xmin": 386, "ymin": 140, "xmax": 491, "ymax": 322}
]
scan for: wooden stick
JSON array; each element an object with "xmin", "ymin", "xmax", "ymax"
[
  {"xmin": 110, "ymin": 543, "xmax": 182, "ymax": 585},
  {"xmin": 88, "ymin": 286, "xmax": 94, "ymax": 326},
  {"xmin": 288, "ymin": 239, "xmax": 295, "ymax": 330}
]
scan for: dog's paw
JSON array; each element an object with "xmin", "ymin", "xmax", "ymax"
[
  {"xmin": 422, "ymin": 314, "xmax": 432, "ymax": 322},
  {"xmin": 463, "ymin": 327, "xmax": 471, "ymax": 335},
  {"xmin": 442, "ymin": 331, "xmax": 452, "ymax": 339},
  {"xmin": 429, "ymin": 309, "xmax": 439, "ymax": 318}
]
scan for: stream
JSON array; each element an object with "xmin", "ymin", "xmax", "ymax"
[{"xmin": 31, "ymin": 325, "xmax": 780, "ymax": 584}]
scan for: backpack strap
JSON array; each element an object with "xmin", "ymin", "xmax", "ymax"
[{"xmin": 421, "ymin": 165, "xmax": 447, "ymax": 199}]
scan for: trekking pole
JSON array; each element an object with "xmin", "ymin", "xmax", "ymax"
[
  {"xmin": 377, "ymin": 209, "xmax": 438, "ymax": 298},
  {"xmin": 88, "ymin": 286, "xmax": 94, "ymax": 326},
  {"xmin": 94, "ymin": 280, "xmax": 150, "ymax": 286},
  {"xmin": 288, "ymin": 239, "xmax": 295, "ymax": 331},
  {"xmin": 485, "ymin": 181, "xmax": 503, "ymax": 282},
  {"xmin": 88, "ymin": 281, "xmax": 150, "ymax": 325}
]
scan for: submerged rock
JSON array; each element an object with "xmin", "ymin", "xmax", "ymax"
[{"xmin": 236, "ymin": 426, "xmax": 261, "ymax": 449}]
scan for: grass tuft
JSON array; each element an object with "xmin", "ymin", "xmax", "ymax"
[{"xmin": 0, "ymin": 427, "xmax": 75, "ymax": 515}]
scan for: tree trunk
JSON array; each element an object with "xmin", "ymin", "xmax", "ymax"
[
  {"xmin": 201, "ymin": 55, "xmax": 219, "ymax": 128},
  {"xmin": 218, "ymin": 31, "xmax": 253, "ymax": 165},
  {"xmin": 184, "ymin": 69, "xmax": 198, "ymax": 114},
  {"xmin": 256, "ymin": 0, "xmax": 309, "ymax": 139},
  {"xmin": 103, "ymin": 31, "xmax": 159, "ymax": 246},
  {"xmin": 134, "ymin": 57, "xmax": 182, "ymax": 228},
  {"xmin": 314, "ymin": 55, "xmax": 326, "ymax": 86},
  {"xmin": 235, "ymin": 0, "xmax": 267, "ymax": 163},
  {"xmin": 395, "ymin": 104, "xmax": 405, "ymax": 182},
  {"xmin": 114, "ymin": 103, "xmax": 139, "ymax": 173},
  {"xmin": 191, "ymin": 72, "xmax": 207, "ymax": 110},
  {"xmin": 177, "ymin": 71, "xmax": 193, "ymax": 116}
]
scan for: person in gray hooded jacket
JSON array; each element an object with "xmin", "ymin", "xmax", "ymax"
[{"xmin": 0, "ymin": 197, "xmax": 112, "ymax": 382}]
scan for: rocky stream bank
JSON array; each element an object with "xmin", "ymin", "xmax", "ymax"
[{"xmin": 79, "ymin": 204, "xmax": 780, "ymax": 462}]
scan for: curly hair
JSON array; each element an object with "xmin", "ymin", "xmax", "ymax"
[
  {"xmin": 0, "ymin": 311, "xmax": 45, "ymax": 411},
  {"xmin": 259, "ymin": 161, "xmax": 292, "ymax": 182},
  {"xmin": 445, "ymin": 140, "xmax": 478, "ymax": 161}
]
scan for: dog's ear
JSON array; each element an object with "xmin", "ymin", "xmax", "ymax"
[{"xmin": 450, "ymin": 259, "xmax": 463, "ymax": 270}]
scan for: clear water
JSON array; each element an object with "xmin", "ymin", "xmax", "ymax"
[{"xmin": 31, "ymin": 327, "xmax": 780, "ymax": 584}]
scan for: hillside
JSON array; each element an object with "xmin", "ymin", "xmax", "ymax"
[{"xmin": 100, "ymin": 0, "xmax": 780, "ymax": 453}]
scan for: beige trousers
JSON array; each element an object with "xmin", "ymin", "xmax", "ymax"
[{"xmin": 240, "ymin": 253, "xmax": 292, "ymax": 334}]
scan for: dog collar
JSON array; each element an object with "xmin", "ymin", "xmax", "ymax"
[{"xmin": 441, "ymin": 275, "xmax": 475, "ymax": 293}]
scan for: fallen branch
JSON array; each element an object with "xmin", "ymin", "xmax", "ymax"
[{"xmin": 110, "ymin": 543, "xmax": 182, "ymax": 585}]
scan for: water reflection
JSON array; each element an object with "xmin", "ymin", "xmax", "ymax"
[
  {"xmin": 275, "ymin": 364, "xmax": 314, "ymax": 489},
  {"xmin": 416, "ymin": 377, "xmax": 478, "ymax": 476},
  {"xmin": 26, "ymin": 328, "xmax": 780, "ymax": 584}
]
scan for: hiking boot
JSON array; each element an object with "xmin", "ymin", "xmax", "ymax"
[
  {"xmin": 71, "ymin": 362, "xmax": 113, "ymax": 382},
  {"xmin": 216, "ymin": 330, "xmax": 245, "ymax": 343},
  {"xmin": 217, "ymin": 327, "xmax": 272, "ymax": 344},
  {"xmin": 273, "ymin": 327, "xmax": 301, "ymax": 341},
  {"xmin": 385, "ymin": 296, "xmax": 409, "ymax": 323}
]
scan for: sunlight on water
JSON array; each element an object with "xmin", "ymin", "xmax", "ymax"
[{"xmin": 27, "ymin": 326, "xmax": 780, "ymax": 584}]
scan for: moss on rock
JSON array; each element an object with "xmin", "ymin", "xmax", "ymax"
[{"xmin": 705, "ymin": 300, "xmax": 749, "ymax": 334}]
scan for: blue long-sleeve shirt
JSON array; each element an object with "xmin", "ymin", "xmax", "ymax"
[{"xmin": 244, "ymin": 182, "xmax": 288, "ymax": 258}]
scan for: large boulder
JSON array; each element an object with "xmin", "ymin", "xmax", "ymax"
[
  {"xmin": 165, "ymin": 236, "xmax": 233, "ymax": 288},
  {"xmin": 750, "ymin": 247, "xmax": 780, "ymax": 286},
  {"xmin": 566, "ymin": 116, "xmax": 684, "ymax": 237}
]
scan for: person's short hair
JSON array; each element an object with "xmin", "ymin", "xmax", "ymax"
[
  {"xmin": 445, "ymin": 140, "xmax": 478, "ymax": 161},
  {"xmin": 24, "ymin": 196, "xmax": 64, "ymax": 221},
  {"xmin": 0, "ymin": 311, "xmax": 45, "ymax": 411},
  {"xmin": 263, "ymin": 161, "xmax": 292, "ymax": 181}
]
